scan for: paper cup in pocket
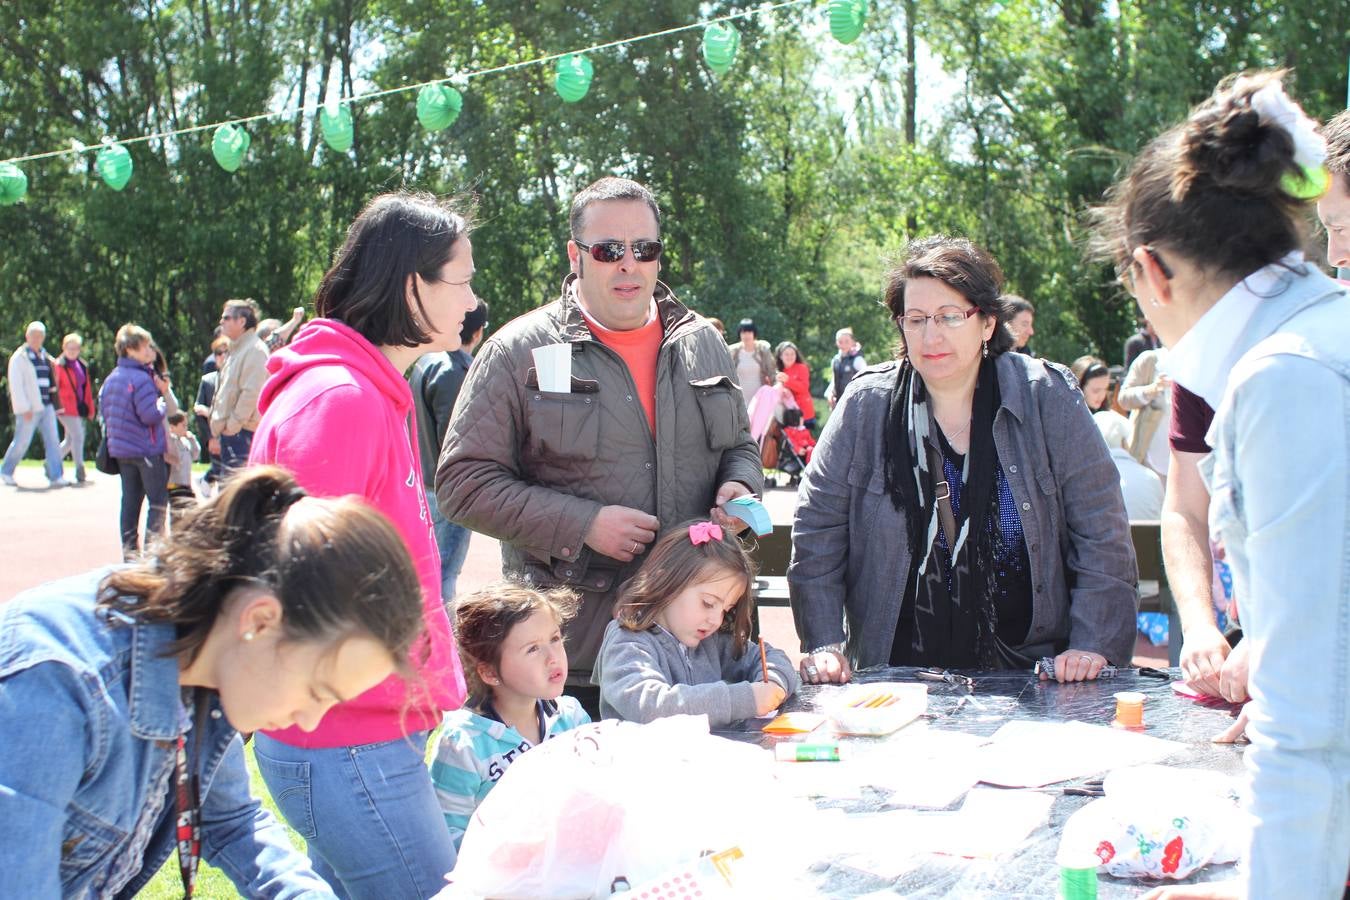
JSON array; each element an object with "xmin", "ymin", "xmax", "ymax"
[{"xmin": 532, "ymin": 343, "xmax": 573, "ymax": 393}]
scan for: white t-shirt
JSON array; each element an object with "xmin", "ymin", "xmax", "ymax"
[{"xmin": 735, "ymin": 349, "xmax": 763, "ymax": 405}]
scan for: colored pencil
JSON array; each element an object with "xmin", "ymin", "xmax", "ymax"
[{"xmin": 759, "ymin": 637, "xmax": 769, "ymax": 683}]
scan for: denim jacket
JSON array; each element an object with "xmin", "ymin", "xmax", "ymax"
[
  {"xmin": 0, "ymin": 569, "xmax": 335, "ymax": 899},
  {"xmin": 1196, "ymin": 266, "xmax": 1350, "ymax": 898},
  {"xmin": 789, "ymin": 352, "xmax": 1138, "ymax": 667}
]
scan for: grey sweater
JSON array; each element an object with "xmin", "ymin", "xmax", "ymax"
[{"xmin": 592, "ymin": 619, "xmax": 799, "ymax": 725}]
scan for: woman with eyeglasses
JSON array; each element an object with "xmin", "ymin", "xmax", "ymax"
[
  {"xmin": 789, "ymin": 236, "xmax": 1136, "ymax": 686},
  {"xmin": 246, "ymin": 191, "xmax": 476, "ymax": 897},
  {"xmin": 1091, "ymin": 73, "xmax": 1349, "ymax": 900}
]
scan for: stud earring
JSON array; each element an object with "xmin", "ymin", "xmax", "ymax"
[{"xmin": 243, "ymin": 631, "xmax": 255, "ymax": 642}]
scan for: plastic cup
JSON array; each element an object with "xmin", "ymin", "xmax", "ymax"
[{"xmin": 1114, "ymin": 691, "xmax": 1145, "ymax": 728}]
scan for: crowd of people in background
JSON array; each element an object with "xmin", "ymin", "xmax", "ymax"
[{"xmin": 1, "ymin": 69, "xmax": 1348, "ymax": 900}]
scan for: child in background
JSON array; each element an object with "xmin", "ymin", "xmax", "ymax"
[
  {"xmin": 432, "ymin": 582, "xmax": 591, "ymax": 850},
  {"xmin": 593, "ymin": 520, "xmax": 798, "ymax": 725},
  {"xmin": 164, "ymin": 411, "xmax": 199, "ymax": 523}
]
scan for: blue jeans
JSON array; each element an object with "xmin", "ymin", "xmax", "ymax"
[
  {"xmin": 253, "ymin": 731, "xmax": 456, "ymax": 900},
  {"xmin": 58, "ymin": 415, "xmax": 88, "ymax": 481},
  {"xmin": 1, "ymin": 404, "xmax": 63, "ymax": 481},
  {"xmin": 117, "ymin": 455, "xmax": 168, "ymax": 557},
  {"xmin": 219, "ymin": 428, "xmax": 254, "ymax": 472},
  {"xmin": 427, "ymin": 488, "xmax": 470, "ymax": 601}
]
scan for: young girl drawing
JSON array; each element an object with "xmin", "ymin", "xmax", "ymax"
[
  {"xmin": 432, "ymin": 582, "xmax": 591, "ymax": 849},
  {"xmin": 593, "ymin": 520, "xmax": 798, "ymax": 725}
]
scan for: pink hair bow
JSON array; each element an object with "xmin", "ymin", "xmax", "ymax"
[{"xmin": 689, "ymin": 522, "xmax": 724, "ymax": 545}]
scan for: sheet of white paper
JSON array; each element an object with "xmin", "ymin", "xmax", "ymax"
[
  {"xmin": 531, "ymin": 343, "xmax": 572, "ymax": 392},
  {"xmin": 975, "ymin": 719, "xmax": 1187, "ymax": 788},
  {"xmin": 853, "ymin": 726, "xmax": 988, "ymax": 808}
]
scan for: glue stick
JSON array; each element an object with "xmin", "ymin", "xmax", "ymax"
[{"xmin": 774, "ymin": 741, "xmax": 845, "ymax": 762}]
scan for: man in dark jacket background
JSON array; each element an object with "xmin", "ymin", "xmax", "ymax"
[{"xmin": 411, "ymin": 299, "xmax": 489, "ymax": 602}]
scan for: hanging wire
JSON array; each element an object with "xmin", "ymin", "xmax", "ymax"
[{"xmin": 1, "ymin": 0, "xmax": 816, "ymax": 167}]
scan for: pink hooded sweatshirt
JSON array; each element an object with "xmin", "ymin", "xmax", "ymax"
[{"xmin": 250, "ymin": 318, "xmax": 466, "ymax": 748}]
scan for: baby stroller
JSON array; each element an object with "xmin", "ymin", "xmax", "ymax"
[{"xmin": 773, "ymin": 408, "xmax": 816, "ymax": 486}]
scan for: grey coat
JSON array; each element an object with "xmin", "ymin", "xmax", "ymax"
[
  {"xmin": 591, "ymin": 619, "xmax": 798, "ymax": 725},
  {"xmin": 788, "ymin": 352, "xmax": 1138, "ymax": 667},
  {"xmin": 436, "ymin": 276, "xmax": 763, "ymax": 674}
]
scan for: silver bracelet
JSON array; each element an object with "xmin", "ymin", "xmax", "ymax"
[{"xmin": 808, "ymin": 642, "xmax": 846, "ymax": 656}]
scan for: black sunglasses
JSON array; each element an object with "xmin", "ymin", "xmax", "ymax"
[{"xmin": 574, "ymin": 239, "xmax": 663, "ymax": 264}]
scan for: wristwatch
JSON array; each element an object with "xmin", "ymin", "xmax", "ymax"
[{"xmin": 808, "ymin": 642, "xmax": 846, "ymax": 657}]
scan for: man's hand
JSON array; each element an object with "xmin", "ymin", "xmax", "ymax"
[
  {"xmin": 1180, "ymin": 625, "xmax": 1232, "ymax": 697},
  {"xmin": 1218, "ymin": 638, "xmax": 1250, "ymax": 703},
  {"xmin": 208, "ymin": 437, "xmax": 221, "ymax": 455},
  {"xmin": 584, "ymin": 505, "xmax": 660, "ymax": 563},
  {"xmin": 710, "ymin": 481, "xmax": 752, "ymax": 534},
  {"xmin": 193, "ymin": 404, "xmax": 210, "ymax": 418}
]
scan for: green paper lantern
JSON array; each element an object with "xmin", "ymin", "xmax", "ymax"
[
  {"xmin": 554, "ymin": 54, "xmax": 593, "ymax": 103},
  {"xmin": 96, "ymin": 143, "xmax": 133, "ymax": 191},
  {"xmin": 1282, "ymin": 163, "xmax": 1331, "ymax": 200},
  {"xmin": 0, "ymin": 162, "xmax": 28, "ymax": 205},
  {"xmin": 211, "ymin": 123, "xmax": 250, "ymax": 173},
  {"xmin": 828, "ymin": 0, "xmax": 868, "ymax": 44},
  {"xmin": 417, "ymin": 84, "xmax": 463, "ymax": 132},
  {"xmin": 702, "ymin": 23, "xmax": 741, "ymax": 75},
  {"xmin": 318, "ymin": 105, "xmax": 354, "ymax": 153}
]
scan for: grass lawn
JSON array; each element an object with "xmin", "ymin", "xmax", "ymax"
[{"xmin": 138, "ymin": 743, "xmax": 298, "ymax": 899}]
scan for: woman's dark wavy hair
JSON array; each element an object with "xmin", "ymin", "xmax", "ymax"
[
  {"xmin": 882, "ymin": 236, "xmax": 1015, "ymax": 358},
  {"xmin": 613, "ymin": 520, "xmax": 758, "ymax": 658},
  {"xmin": 99, "ymin": 466, "xmax": 425, "ymax": 673},
  {"xmin": 315, "ymin": 191, "xmax": 473, "ymax": 349},
  {"xmin": 1090, "ymin": 70, "xmax": 1309, "ymax": 279}
]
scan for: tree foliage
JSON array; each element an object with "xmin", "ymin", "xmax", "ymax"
[{"xmin": 1, "ymin": 0, "xmax": 1344, "ymax": 446}]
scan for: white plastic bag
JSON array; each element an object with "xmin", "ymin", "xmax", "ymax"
[
  {"xmin": 443, "ymin": 715, "xmax": 812, "ymax": 899},
  {"xmin": 1058, "ymin": 765, "xmax": 1250, "ymax": 880}
]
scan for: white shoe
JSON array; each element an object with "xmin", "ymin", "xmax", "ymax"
[
  {"xmin": 49, "ymin": 477, "xmax": 72, "ymax": 488},
  {"xmin": 1, "ymin": 474, "xmax": 15, "ymax": 486}
]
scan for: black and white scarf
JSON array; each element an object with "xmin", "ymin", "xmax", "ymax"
[{"xmin": 885, "ymin": 356, "xmax": 1011, "ymax": 668}]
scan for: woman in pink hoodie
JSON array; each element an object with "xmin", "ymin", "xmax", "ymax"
[{"xmin": 249, "ymin": 192, "xmax": 476, "ymax": 897}]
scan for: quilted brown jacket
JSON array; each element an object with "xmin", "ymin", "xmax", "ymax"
[{"xmin": 436, "ymin": 275, "xmax": 763, "ymax": 673}]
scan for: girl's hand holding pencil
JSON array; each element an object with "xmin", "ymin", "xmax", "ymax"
[{"xmin": 752, "ymin": 681, "xmax": 787, "ymax": 716}]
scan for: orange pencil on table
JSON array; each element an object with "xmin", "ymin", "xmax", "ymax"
[{"xmin": 759, "ymin": 637, "xmax": 769, "ymax": 683}]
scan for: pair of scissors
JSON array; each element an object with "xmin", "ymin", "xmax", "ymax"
[{"xmin": 915, "ymin": 667, "xmax": 975, "ymax": 690}]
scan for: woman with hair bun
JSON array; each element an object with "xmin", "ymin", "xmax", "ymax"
[
  {"xmin": 0, "ymin": 466, "xmax": 426, "ymax": 898},
  {"xmin": 1093, "ymin": 71, "xmax": 1350, "ymax": 900},
  {"xmin": 249, "ymin": 191, "xmax": 477, "ymax": 896}
]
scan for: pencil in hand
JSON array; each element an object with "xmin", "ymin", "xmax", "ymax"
[{"xmin": 759, "ymin": 637, "xmax": 770, "ymax": 684}]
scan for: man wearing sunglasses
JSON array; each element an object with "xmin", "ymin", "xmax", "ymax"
[{"xmin": 437, "ymin": 177, "xmax": 762, "ymax": 704}]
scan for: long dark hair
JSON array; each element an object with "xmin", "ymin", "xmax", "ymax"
[
  {"xmin": 1091, "ymin": 70, "xmax": 1309, "ymax": 280},
  {"xmin": 99, "ymin": 466, "xmax": 425, "ymax": 670},
  {"xmin": 614, "ymin": 520, "xmax": 757, "ymax": 657},
  {"xmin": 315, "ymin": 191, "xmax": 473, "ymax": 349}
]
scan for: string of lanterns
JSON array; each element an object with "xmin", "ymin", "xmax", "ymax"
[{"xmin": 0, "ymin": 0, "xmax": 867, "ymax": 204}]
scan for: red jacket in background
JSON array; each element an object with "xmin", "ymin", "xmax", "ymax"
[
  {"xmin": 779, "ymin": 361, "xmax": 815, "ymax": 420},
  {"xmin": 54, "ymin": 356, "xmax": 94, "ymax": 419}
]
